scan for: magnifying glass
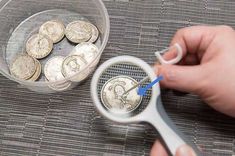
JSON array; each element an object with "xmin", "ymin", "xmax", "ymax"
[{"xmin": 91, "ymin": 55, "xmax": 202, "ymax": 156}]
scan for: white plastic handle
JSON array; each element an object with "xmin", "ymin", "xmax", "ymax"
[{"xmin": 155, "ymin": 43, "xmax": 183, "ymax": 65}]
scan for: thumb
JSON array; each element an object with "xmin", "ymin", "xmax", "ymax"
[
  {"xmin": 176, "ymin": 145, "xmax": 197, "ymax": 156},
  {"xmin": 156, "ymin": 65, "xmax": 205, "ymax": 93}
]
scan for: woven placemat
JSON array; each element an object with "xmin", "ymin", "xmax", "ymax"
[{"xmin": 1, "ymin": 0, "xmax": 235, "ymax": 155}]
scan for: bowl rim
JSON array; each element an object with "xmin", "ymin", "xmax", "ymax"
[{"xmin": 0, "ymin": 0, "xmax": 110, "ymax": 87}]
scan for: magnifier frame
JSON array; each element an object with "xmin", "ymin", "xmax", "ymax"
[
  {"xmin": 91, "ymin": 55, "xmax": 159, "ymax": 123},
  {"xmin": 91, "ymin": 55, "xmax": 202, "ymax": 156}
]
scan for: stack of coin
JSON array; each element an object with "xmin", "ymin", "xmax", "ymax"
[
  {"xmin": 43, "ymin": 42, "xmax": 99, "ymax": 84},
  {"xmin": 63, "ymin": 42, "xmax": 99, "ymax": 81},
  {"xmin": 10, "ymin": 55, "xmax": 42, "ymax": 81},
  {"xmin": 64, "ymin": 21, "xmax": 100, "ymax": 81},
  {"xmin": 65, "ymin": 20, "xmax": 99, "ymax": 44},
  {"xmin": 44, "ymin": 56, "xmax": 72, "ymax": 90},
  {"xmin": 29, "ymin": 59, "xmax": 42, "ymax": 81},
  {"xmin": 26, "ymin": 20, "xmax": 65, "ymax": 60}
]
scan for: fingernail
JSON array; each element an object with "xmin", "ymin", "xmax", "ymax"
[
  {"xmin": 155, "ymin": 65, "xmax": 177, "ymax": 81},
  {"xmin": 166, "ymin": 68, "xmax": 177, "ymax": 81},
  {"xmin": 153, "ymin": 65, "xmax": 159, "ymax": 75},
  {"xmin": 177, "ymin": 145, "xmax": 197, "ymax": 156}
]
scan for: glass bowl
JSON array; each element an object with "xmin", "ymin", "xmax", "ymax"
[{"xmin": 0, "ymin": 0, "xmax": 110, "ymax": 93}]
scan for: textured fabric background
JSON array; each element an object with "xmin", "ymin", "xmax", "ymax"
[{"xmin": 1, "ymin": 0, "xmax": 235, "ymax": 156}]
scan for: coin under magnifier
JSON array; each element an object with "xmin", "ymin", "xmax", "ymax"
[
  {"xmin": 70, "ymin": 42, "xmax": 98, "ymax": 63},
  {"xmin": 39, "ymin": 20, "xmax": 65, "ymax": 43},
  {"xmin": 26, "ymin": 34, "xmax": 53, "ymax": 59},
  {"xmin": 101, "ymin": 76, "xmax": 142, "ymax": 114},
  {"xmin": 65, "ymin": 21, "xmax": 92, "ymax": 44},
  {"xmin": 10, "ymin": 55, "xmax": 37, "ymax": 80}
]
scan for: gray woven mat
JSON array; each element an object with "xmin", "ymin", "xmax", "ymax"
[{"xmin": 1, "ymin": 0, "xmax": 235, "ymax": 155}]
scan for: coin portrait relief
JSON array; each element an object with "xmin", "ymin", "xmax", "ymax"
[
  {"xmin": 101, "ymin": 76, "xmax": 142, "ymax": 114},
  {"xmin": 66, "ymin": 58, "xmax": 81, "ymax": 72}
]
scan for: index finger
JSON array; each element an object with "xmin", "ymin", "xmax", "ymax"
[{"xmin": 164, "ymin": 25, "xmax": 218, "ymax": 61}]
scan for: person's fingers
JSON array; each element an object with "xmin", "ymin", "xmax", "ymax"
[
  {"xmin": 176, "ymin": 145, "xmax": 197, "ymax": 156},
  {"xmin": 178, "ymin": 54, "xmax": 200, "ymax": 65},
  {"xmin": 170, "ymin": 26, "xmax": 217, "ymax": 59},
  {"xmin": 158, "ymin": 26, "xmax": 217, "ymax": 66},
  {"xmin": 150, "ymin": 140, "xmax": 168, "ymax": 156},
  {"xmin": 160, "ymin": 25, "xmax": 235, "ymax": 65},
  {"xmin": 156, "ymin": 64, "xmax": 206, "ymax": 93},
  {"xmin": 150, "ymin": 141, "xmax": 197, "ymax": 156},
  {"xmin": 157, "ymin": 25, "xmax": 219, "ymax": 65},
  {"xmin": 162, "ymin": 47, "xmax": 179, "ymax": 61},
  {"xmin": 161, "ymin": 48, "xmax": 199, "ymax": 65}
]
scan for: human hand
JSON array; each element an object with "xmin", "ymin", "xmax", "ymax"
[
  {"xmin": 156, "ymin": 25, "xmax": 235, "ymax": 118},
  {"xmin": 151, "ymin": 140, "xmax": 196, "ymax": 156},
  {"xmin": 152, "ymin": 25, "xmax": 235, "ymax": 156}
]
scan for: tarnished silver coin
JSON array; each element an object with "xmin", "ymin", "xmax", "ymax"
[
  {"xmin": 45, "ymin": 78, "xmax": 72, "ymax": 91},
  {"xmin": 87, "ymin": 23, "xmax": 99, "ymax": 43},
  {"xmin": 44, "ymin": 56, "xmax": 65, "ymax": 82},
  {"xmin": 28, "ymin": 59, "xmax": 42, "ymax": 81},
  {"xmin": 26, "ymin": 34, "xmax": 53, "ymax": 59},
  {"xmin": 10, "ymin": 55, "xmax": 37, "ymax": 80},
  {"xmin": 39, "ymin": 20, "xmax": 65, "ymax": 43},
  {"xmin": 70, "ymin": 42, "xmax": 99, "ymax": 63},
  {"xmin": 101, "ymin": 76, "xmax": 142, "ymax": 114},
  {"xmin": 65, "ymin": 21, "xmax": 92, "ymax": 43},
  {"xmin": 62, "ymin": 55, "xmax": 87, "ymax": 78}
]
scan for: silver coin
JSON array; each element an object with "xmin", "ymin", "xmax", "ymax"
[
  {"xmin": 28, "ymin": 59, "xmax": 42, "ymax": 81},
  {"xmin": 44, "ymin": 56, "xmax": 65, "ymax": 82},
  {"xmin": 26, "ymin": 34, "xmax": 53, "ymax": 59},
  {"xmin": 39, "ymin": 20, "xmax": 65, "ymax": 43},
  {"xmin": 65, "ymin": 21, "xmax": 92, "ymax": 43},
  {"xmin": 70, "ymin": 42, "xmax": 99, "ymax": 63},
  {"xmin": 45, "ymin": 78, "xmax": 72, "ymax": 91},
  {"xmin": 87, "ymin": 23, "xmax": 99, "ymax": 43},
  {"xmin": 101, "ymin": 76, "xmax": 142, "ymax": 114},
  {"xmin": 48, "ymin": 83, "xmax": 71, "ymax": 91},
  {"xmin": 62, "ymin": 55, "xmax": 87, "ymax": 78},
  {"xmin": 10, "ymin": 55, "xmax": 37, "ymax": 80}
]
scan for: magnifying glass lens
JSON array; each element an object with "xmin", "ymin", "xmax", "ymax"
[{"xmin": 97, "ymin": 62, "xmax": 152, "ymax": 118}]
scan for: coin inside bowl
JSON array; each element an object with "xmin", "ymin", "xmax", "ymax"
[
  {"xmin": 7, "ymin": 9, "xmax": 102, "ymax": 82},
  {"xmin": 0, "ymin": 3, "xmax": 109, "ymax": 93}
]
